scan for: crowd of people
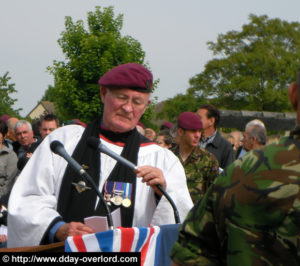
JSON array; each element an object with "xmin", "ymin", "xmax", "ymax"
[{"xmin": 0, "ymin": 63, "xmax": 298, "ymax": 264}]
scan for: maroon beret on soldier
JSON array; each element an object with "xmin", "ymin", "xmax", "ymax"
[
  {"xmin": 178, "ymin": 112, "xmax": 202, "ymax": 130},
  {"xmin": 98, "ymin": 63, "xmax": 153, "ymax": 92},
  {"xmin": 162, "ymin": 121, "xmax": 174, "ymax": 129}
]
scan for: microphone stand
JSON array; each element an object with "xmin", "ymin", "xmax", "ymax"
[
  {"xmin": 153, "ymin": 184, "xmax": 180, "ymax": 224},
  {"xmin": 80, "ymin": 172, "xmax": 114, "ymax": 230},
  {"xmin": 50, "ymin": 140, "xmax": 114, "ymax": 230}
]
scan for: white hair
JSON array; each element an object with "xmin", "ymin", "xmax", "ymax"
[
  {"xmin": 245, "ymin": 119, "xmax": 265, "ymax": 130},
  {"xmin": 14, "ymin": 120, "xmax": 32, "ymax": 133}
]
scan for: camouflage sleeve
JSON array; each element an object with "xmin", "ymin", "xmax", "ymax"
[
  {"xmin": 170, "ymin": 186, "xmax": 222, "ymax": 266},
  {"xmin": 171, "ymin": 144, "xmax": 300, "ymax": 265},
  {"xmin": 205, "ymin": 152, "xmax": 219, "ymax": 191}
]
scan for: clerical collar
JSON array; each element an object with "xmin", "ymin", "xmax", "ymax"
[
  {"xmin": 99, "ymin": 124, "xmax": 136, "ymax": 144},
  {"xmin": 199, "ymin": 130, "xmax": 217, "ymax": 148}
]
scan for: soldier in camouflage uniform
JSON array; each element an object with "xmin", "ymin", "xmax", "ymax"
[
  {"xmin": 172, "ymin": 112, "xmax": 219, "ymax": 203},
  {"xmin": 170, "ymin": 77, "xmax": 300, "ymax": 265}
]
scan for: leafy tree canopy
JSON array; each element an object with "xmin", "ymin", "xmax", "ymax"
[
  {"xmin": 47, "ymin": 6, "xmax": 155, "ymax": 123},
  {"xmin": 158, "ymin": 14, "xmax": 300, "ymax": 122},
  {"xmin": 0, "ymin": 72, "xmax": 21, "ymax": 117},
  {"xmin": 189, "ymin": 14, "xmax": 300, "ymax": 111}
]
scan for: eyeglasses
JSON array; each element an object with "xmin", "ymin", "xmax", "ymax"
[{"xmin": 110, "ymin": 91, "xmax": 148, "ymax": 109}]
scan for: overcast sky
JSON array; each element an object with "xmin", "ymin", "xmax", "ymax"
[{"xmin": 1, "ymin": 0, "xmax": 300, "ymax": 116}]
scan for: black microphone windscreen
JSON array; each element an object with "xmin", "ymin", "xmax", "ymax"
[
  {"xmin": 50, "ymin": 140, "xmax": 64, "ymax": 154},
  {"xmin": 87, "ymin": 137, "xmax": 99, "ymax": 150}
]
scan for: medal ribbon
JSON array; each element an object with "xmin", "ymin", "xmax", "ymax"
[
  {"xmin": 124, "ymin": 182, "xmax": 132, "ymax": 200},
  {"xmin": 104, "ymin": 181, "xmax": 114, "ymax": 197}
]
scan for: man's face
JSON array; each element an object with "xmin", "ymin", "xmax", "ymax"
[
  {"xmin": 39, "ymin": 120, "xmax": 58, "ymax": 139},
  {"xmin": 156, "ymin": 135, "xmax": 171, "ymax": 148},
  {"xmin": 178, "ymin": 128, "xmax": 202, "ymax": 148},
  {"xmin": 15, "ymin": 124, "xmax": 34, "ymax": 147},
  {"xmin": 242, "ymin": 126, "xmax": 254, "ymax": 151},
  {"xmin": 196, "ymin": 109, "xmax": 213, "ymax": 130},
  {"xmin": 6, "ymin": 128, "xmax": 16, "ymax": 141},
  {"xmin": 6, "ymin": 117, "xmax": 19, "ymax": 141},
  {"xmin": 229, "ymin": 131, "xmax": 242, "ymax": 150},
  {"xmin": 145, "ymin": 129, "xmax": 156, "ymax": 141},
  {"xmin": 100, "ymin": 87, "xmax": 151, "ymax": 133}
]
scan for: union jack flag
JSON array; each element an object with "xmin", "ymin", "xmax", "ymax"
[{"xmin": 65, "ymin": 226, "xmax": 161, "ymax": 266}]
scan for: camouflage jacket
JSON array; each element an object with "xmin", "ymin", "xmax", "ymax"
[
  {"xmin": 170, "ymin": 133, "xmax": 300, "ymax": 266},
  {"xmin": 172, "ymin": 145, "xmax": 219, "ymax": 203}
]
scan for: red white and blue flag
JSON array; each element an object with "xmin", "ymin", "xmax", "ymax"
[{"xmin": 65, "ymin": 226, "xmax": 161, "ymax": 266}]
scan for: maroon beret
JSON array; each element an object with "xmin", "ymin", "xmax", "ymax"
[
  {"xmin": 99, "ymin": 63, "xmax": 153, "ymax": 92},
  {"xmin": 137, "ymin": 121, "xmax": 145, "ymax": 129},
  {"xmin": 0, "ymin": 114, "xmax": 11, "ymax": 123},
  {"xmin": 178, "ymin": 112, "xmax": 202, "ymax": 130},
  {"xmin": 162, "ymin": 121, "xmax": 174, "ymax": 129}
]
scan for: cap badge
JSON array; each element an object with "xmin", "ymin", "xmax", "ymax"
[
  {"xmin": 72, "ymin": 181, "xmax": 92, "ymax": 193},
  {"xmin": 81, "ymin": 164, "xmax": 89, "ymax": 170},
  {"xmin": 146, "ymin": 79, "xmax": 151, "ymax": 90}
]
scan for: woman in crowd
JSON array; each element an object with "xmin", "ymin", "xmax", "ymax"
[{"xmin": 0, "ymin": 119, "xmax": 18, "ymax": 247}]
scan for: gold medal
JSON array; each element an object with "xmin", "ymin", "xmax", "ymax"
[
  {"xmin": 105, "ymin": 193, "xmax": 112, "ymax": 206},
  {"xmin": 122, "ymin": 198, "xmax": 131, "ymax": 208},
  {"xmin": 111, "ymin": 195, "xmax": 123, "ymax": 206}
]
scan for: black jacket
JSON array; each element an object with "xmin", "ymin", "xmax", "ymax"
[{"xmin": 204, "ymin": 131, "xmax": 235, "ymax": 169}]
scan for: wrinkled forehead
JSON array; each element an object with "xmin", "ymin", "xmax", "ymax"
[{"xmin": 15, "ymin": 124, "xmax": 31, "ymax": 132}]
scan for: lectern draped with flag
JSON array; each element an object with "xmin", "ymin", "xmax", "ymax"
[
  {"xmin": 52, "ymin": 139, "xmax": 183, "ymax": 265},
  {"xmin": 65, "ymin": 224, "xmax": 180, "ymax": 266}
]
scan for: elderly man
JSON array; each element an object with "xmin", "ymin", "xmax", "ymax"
[
  {"xmin": 172, "ymin": 112, "xmax": 219, "ymax": 203},
  {"xmin": 13, "ymin": 120, "xmax": 41, "ymax": 159},
  {"xmin": 243, "ymin": 123, "xmax": 266, "ymax": 152},
  {"xmin": 228, "ymin": 130, "xmax": 243, "ymax": 152},
  {"xmin": 170, "ymin": 69, "xmax": 300, "ymax": 265},
  {"xmin": 236, "ymin": 119, "xmax": 266, "ymax": 158},
  {"xmin": 8, "ymin": 63, "xmax": 193, "ymax": 247},
  {"xmin": 2, "ymin": 117, "xmax": 19, "ymax": 150},
  {"xmin": 6, "ymin": 117, "xmax": 19, "ymax": 142}
]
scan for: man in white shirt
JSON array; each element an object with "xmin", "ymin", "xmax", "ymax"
[{"xmin": 7, "ymin": 63, "xmax": 193, "ymax": 247}]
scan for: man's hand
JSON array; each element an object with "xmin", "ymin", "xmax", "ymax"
[
  {"xmin": 0, "ymin": 234, "xmax": 7, "ymax": 243},
  {"xmin": 26, "ymin": 153, "xmax": 33, "ymax": 158},
  {"xmin": 135, "ymin": 166, "xmax": 166, "ymax": 195},
  {"xmin": 55, "ymin": 222, "xmax": 94, "ymax": 242}
]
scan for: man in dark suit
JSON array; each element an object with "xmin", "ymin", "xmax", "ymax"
[{"xmin": 197, "ymin": 104, "xmax": 234, "ymax": 170}]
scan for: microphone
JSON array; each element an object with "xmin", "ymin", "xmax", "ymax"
[
  {"xmin": 87, "ymin": 136, "xmax": 181, "ymax": 224},
  {"xmin": 50, "ymin": 140, "xmax": 114, "ymax": 230},
  {"xmin": 87, "ymin": 137, "xmax": 138, "ymax": 171}
]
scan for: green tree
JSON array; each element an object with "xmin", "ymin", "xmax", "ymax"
[
  {"xmin": 188, "ymin": 14, "xmax": 300, "ymax": 112},
  {"xmin": 42, "ymin": 85, "xmax": 57, "ymax": 103},
  {"xmin": 0, "ymin": 72, "xmax": 21, "ymax": 117},
  {"xmin": 156, "ymin": 92, "xmax": 203, "ymax": 123},
  {"xmin": 158, "ymin": 14, "xmax": 300, "ymax": 122},
  {"xmin": 47, "ymin": 6, "xmax": 154, "ymax": 122}
]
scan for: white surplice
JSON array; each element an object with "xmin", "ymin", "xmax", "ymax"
[{"xmin": 7, "ymin": 125, "xmax": 193, "ymax": 247}]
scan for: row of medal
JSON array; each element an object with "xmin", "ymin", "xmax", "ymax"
[
  {"xmin": 105, "ymin": 191, "xmax": 131, "ymax": 208},
  {"xmin": 104, "ymin": 181, "xmax": 132, "ymax": 208},
  {"xmin": 72, "ymin": 180, "xmax": 132, "ymax": 208}
]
